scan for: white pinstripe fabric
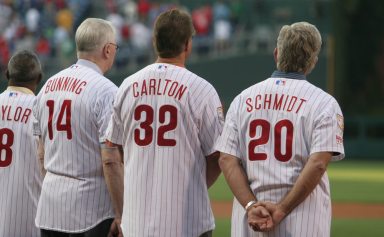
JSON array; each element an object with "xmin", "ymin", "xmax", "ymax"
[
  {"xmin": 215, "ymin": 75, "xmax": 345, "ymax": 237},
  {"xmin": 106, "ymin": 63, "xmax": 224, "ymax": 237},
  {"xmin": 32, "ymin": 60, "xmax": 117, "ymax": 232},
  {"xmin": 0, "ymin": 89, "xmax": 42, "ymax": 237}
]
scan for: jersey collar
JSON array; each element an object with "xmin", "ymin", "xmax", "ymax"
[
  {"xmin": 6, "ymin": 86, "xmax": 34, "ymax": 95},
  {"xmin": 76, "ymin": 59, "xmax": 103, "ymax": 75},
  {"xmin": 271, "ymin": 70, "xmax": 307, "ymax": 80}
]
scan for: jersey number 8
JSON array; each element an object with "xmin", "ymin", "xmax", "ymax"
[{"xmin": 0, "ymin": 128, "xmax": 14, "ymax": 167}]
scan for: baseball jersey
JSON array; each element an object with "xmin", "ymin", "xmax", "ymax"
[
  {"xmin": 33, "ymin": 59, "xmax": 117, "ymax": 232},
  {"xmin": 106, "ymin": 63, "xmax": 224, "ymax": 237},
  {"xmin": 215, "ymin": 71, "xmax": 345, "ymax": 237},
  {"xmin": 0, "ymin": 86, "xmax": 42, "ymax": 237}
]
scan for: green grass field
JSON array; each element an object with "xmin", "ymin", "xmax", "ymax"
[{"xmin": 209, "ymin": 160, "xmax": 384, "ymax": 237}]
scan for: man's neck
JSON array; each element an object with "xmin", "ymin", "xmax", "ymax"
[{"xmin": 156, "ymin": 55, "xmax": 185, "ymax": 68}]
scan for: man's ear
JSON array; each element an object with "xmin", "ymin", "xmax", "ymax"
[
  {"xmin": 5, "ymin": 69, "xmax": 10, "ymax": 81},
  {"xmin": 103, "ymin": 44, "xmax": 111, "ymax": 58},
  {"xmin": 37, "ymin": 72, "xmax": 43, "ymax": 84},
  {"xmin": 185, "ymin": 38, "xmax": 191, "ymax": 52},
  {"xmin": 273, "ymin": 48, "xmax": 278, "ymax": 63}
]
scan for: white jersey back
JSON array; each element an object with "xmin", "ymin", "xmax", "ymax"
[
  {"xmin": 33, "ymin": 60, "xmax": 117, "ymax": 232},
  {"xmin": 0, "ymin": 88, "xmax": 42, "ymax": 237},
  {"xmin": 106, "ymin": 63, "xmax": 224, "ymax": 237},
  {"xmin": 215, "ymin": 71, "xmax": 345, "ymax": 237}
]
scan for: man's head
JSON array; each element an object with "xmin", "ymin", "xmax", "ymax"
[
  {"xmin": 75, "ymin": 18, "xmax": 118, "ymax": 73},
  {"xmin": 275, "ymin": 22, "xmax": 322, "ymax": 75},
  {"xmin": 6, "ymin": 50, "xmax": 42, "ymax": 92},
  {"xmin": 153, "ymin": 8, "xmax": 195, "ymax": 59}
]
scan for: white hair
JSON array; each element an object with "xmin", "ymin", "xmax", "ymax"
[{"xmin": 75, "ymin": 18, "xmax": 116, "ymax": 54}]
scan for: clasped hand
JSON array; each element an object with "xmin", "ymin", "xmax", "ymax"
[{"xmin": 247, "ymin": 202, "xmax": 286, "ymax": 232}]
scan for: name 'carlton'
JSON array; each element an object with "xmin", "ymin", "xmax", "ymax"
[{"xmin": 132, "ymin": 78, "xmax": 187, "ymax": 101}]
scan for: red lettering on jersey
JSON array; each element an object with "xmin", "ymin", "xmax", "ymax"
[
  {"xmin": 14, "ymin": 107, "xmax": 22, "ymax": 121},
  {"xmin": 175, "ymin": 85, "xmax": 187, "ymax": 100},
  {"xmin": 56, "ymin": 77, "xmax": 64, "ymax": 91},
  {"xmin": 75, "ymin": 81, "xmax": 87, "ymax": 94},
  {"xmin": 246, "ymin": 98, "xmax": 252, "ymax": 112},
  {"xmin": 1, "ymin": 105, "xmax": 8, "ymax": 120},
  {"xmin": 149, "ymin": 79, "xmax": 156, "ymax": 95},
  {"xmin": 69, "ymin": 79, "xmax": 80, "ymax": 92},
  {"xmin": 0, "ymin": 106, "xmax": 31, "ymax": 123},
  {"xmin": 282, "ymin": 94, "xmax": 289, "ymax": 111},
  {"xmin": 133, "ymin": 82, "xmax": 139, "ymax": 97},
  {"xmin": 156, "ymin": 79, "xmax": 162, "ymax": 95},
  {"xmin": 168, "ymin": 81, "xmax": 178, "ymax": 97},
  {"xmin": 45, "ymin": 80, "xmax": 52, "ymax": 93},
  {"xmin": 21, "ymin": 108, "xmax": 31, "ymax": 123},
  {"xmin": 44, "ymin": 77, "xmax": 86, "ymax": 94},
  {"xmin": 295, "ymin": 98, "xmax": 307, "ymax": 113},
  {"xmin": 287, "ymin": 96, "xmax": 297, "ymax": 112},
  {"xmin": 163, "ymin": 79, "xmax": 171, "ymax": 94},
  {"xmin": 273, "ymin": 94, "xmax": 284, "ymax": 111},
  {"xmin": 141, "ymin": 80, "xmax": 148, "ymax": 96},
  {"xmin": 62, "ymin": 77, "xmax": 73, "ymax": 91},
  {"xmin": 264, "ymin": 94, "xmax": 272, "ymax": 110},
  {"xmin": 255, "ymin": 94, "xmax": 262, "ymax": 110}
]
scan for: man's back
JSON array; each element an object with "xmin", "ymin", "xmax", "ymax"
[
  {"xmin": 33, "ymin": 61, "xmax": 117, "ymax": 232},
  {"xmin": 0, "ymin": 88, "xmax": 42, "ymax": 237},
  {"xmin": 219, "ymin": 71, "xmax": 344, "ymax": 237},
  {"xmin": 107, "ymin": 63, "xmax": 223, "ymax": 237}
]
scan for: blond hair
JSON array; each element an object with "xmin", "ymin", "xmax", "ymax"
[
  {"xmin": 276, "ymin": 22, "xmax": 322, "ymax": 74},
  {"xmin": 75, "ymin": 18, "xmax": 116, "ymax": 54}
]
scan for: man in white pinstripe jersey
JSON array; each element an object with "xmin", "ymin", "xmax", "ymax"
[
  {"xmin": 215, "ymin": 22, "xmax": 345, "ymax": 237},
  {"xmin": 104, "ymin": 8, "xmax": 224, "ymax": 237},
  {"xmin": 0, "ymin": 50, "xmax": 43, "ymax": 237},
  {"xmin": 32, "ymin": 18, "xmax": 121, "ymax": 237}
]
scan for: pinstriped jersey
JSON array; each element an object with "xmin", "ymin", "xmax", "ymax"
[
  {"xmin": 32, "ymin": 59, "xmax": 117, "ymax": 232},
  {"xmin": 0, "ymin": 87, "xmax": 42, "ymax": 237},
  {"xmin": 106, "ymin": 63, "xmax": 224, "ymax": 237},
  {"xmin": 215, "ymin": 71, "xmax": 345, "ymax": 237}
]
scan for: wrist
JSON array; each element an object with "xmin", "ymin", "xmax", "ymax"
[{"xmin": 244, "ymin": 200, "xmax": 257, "ymax": 213}]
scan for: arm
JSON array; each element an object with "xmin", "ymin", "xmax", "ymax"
[
  {"xmin": 263, "ymin": 152, "xmax": 332, "ymax": 224},
  {"xmin": 37, "ymin": 137, "xmax": 46, "ymax": 177},
  {"xmin": 101, "ymin": 143, "xmax": 124, "ymax": 219},
  {"xmin": 206, "ymin": 151, "xmax": 221, "ymax": 188},
  {"xmin": 219, "ymin": 152, "xmax": 273, "ymax": 231},
  {"xmin": 218, "ymin": 152, "xmax": 256, "ymax": 207}
]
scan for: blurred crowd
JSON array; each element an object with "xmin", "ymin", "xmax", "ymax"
[
  {"xmin": 0, "ymin": 0, "xmax": 253, "ymax": 71},
  {"xmin": 0, "ymin": 0, "xmax": 327, "ymax": 72}
]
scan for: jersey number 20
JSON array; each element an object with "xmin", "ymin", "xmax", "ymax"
[
  {"xmin": 248, "ymin": 119, "xmax": 293, "ymax": 162},
  {"xmin": 134, "ymin": 104, "xmax": 177, "ymax": 146},
  {"xmin": 0, "ymin": 128, "xmax": 14, "ymax": 167}
]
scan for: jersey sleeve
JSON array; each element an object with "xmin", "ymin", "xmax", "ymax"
[
  {"xmin": 198, "ymin": 87, "xmax": 224, "ymax": 156},
  {"xmin": 310, "ymin": 99, "xmax": 345, "ymax": 161},
  {"xmin": 32, "ymin": 92, "xmax": 41, "ymax": 136},
  {"xmin": 94, "ymin": 83, "xmax": 118, "ymax": 143},
  {"xmin": 105, "ymin": 84, "xmax": 126, "ymax": 145},
  {"xmin": 214, "ymin": 95, "xmax": 242, "ymax": 158}
]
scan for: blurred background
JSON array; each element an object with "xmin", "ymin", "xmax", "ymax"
[
  {"xmin": 1, "ymin": 0, "xmax": 383, "ymax": 236},
  {"xmin": 1, "ymin": 0, "xmax": 384, "ymax": 159}
]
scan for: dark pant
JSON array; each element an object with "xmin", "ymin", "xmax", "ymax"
[
  {"xmin": 40, "ymin": 218, "xmax": 114, "ymax": 237},
  {"xmin": 200, "ymin": 230, "xmax": 213, "ymax": 237}
]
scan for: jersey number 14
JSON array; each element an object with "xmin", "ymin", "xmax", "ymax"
[{"xmin": 46, "ymin": 100, "xmax": 72, "ymax": 140}]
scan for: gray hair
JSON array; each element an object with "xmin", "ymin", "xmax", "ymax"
[
  {"xmin": 7, "ymin": 50, "xmax": 42, "ymax": 83},
  {"xmin": 75, "ymin": 18, "xmax": 116, "ymax": 53},
  {"xmin": 276, "ymin": 22, "xmax": 322, "ymax": 73}
]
